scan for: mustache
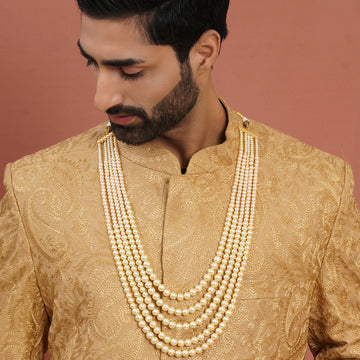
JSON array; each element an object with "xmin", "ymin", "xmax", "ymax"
[{"xmin": 106, "ymin": 104, "xmax": 148, "ymax": 119}]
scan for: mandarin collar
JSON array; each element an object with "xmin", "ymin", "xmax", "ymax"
[{"xmin": 116, "ymin": 100, "xmax": 243, "ymax": 175}]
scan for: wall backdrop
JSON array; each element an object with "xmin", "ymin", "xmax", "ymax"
[{"xmin": 1, "ymin": 1, "xmax": 360, "ymax": 359}]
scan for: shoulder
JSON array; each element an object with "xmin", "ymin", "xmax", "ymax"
[
  {"xmin": 11, "ymin": 123, "xmax": 108, "ymax": 169},
  {"xmin": 251, "ymin": 118, "xmax": 347, "ymax": 175},
  {"xmin": 4, "ymin": 123, "xmax": 108, "ymax": 192},
  {"xmin": 227, "ymin": 104, "xmax": 346, "ymax": 181},
  {"xmin": 248, "ymin": 118, "xmax": 349, "ymax": 206}
]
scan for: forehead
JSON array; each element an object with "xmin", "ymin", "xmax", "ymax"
[{"xmin": 79, "ymin": 15, "xmax": 172, "ymax": 61}]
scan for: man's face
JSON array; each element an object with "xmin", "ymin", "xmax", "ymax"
[{"xmin": 79, "ymin": 15, "xmax": 199, "ymax": 145}]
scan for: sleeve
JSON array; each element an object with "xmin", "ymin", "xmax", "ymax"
[
  {"xmin": 308, "ymin": 162, "xmax": 360, "ymax": 359},
  {"xmin": 0, "ymin": 164, "xmax": 49, "ymax": 359}
]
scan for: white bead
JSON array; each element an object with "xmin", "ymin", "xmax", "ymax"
[
  {"xmin": 195, "ymin": 347, "xmax": 203, "ymax": 354},
  {"xmin": 190, "ymin": 321, "xmax": 197, "ymax": 329},
  {"xmin": 156, "ymin": 299, "xmax": 164, "ymax": 307},
  {"xmin": 150, "ymin": 321, "xmax": 157, "ymax": 329},
  {"xmin": 205, "ymin": 308, "xmax": 213, "ymax": 316},
  {"xmin": 216, "ymin": 328, "xmax": 223, "ymax": 335},
  {"xmin": 182, "ymin": 309, "xmax": 189, "ymax": 316},
  {"xmin": 168, "ymin": 307, "xmax": 175, "ymax": 315},
  {"xmin": 132, "ymin": 308, "xmax": 140, "ymax": 315},
  {"xmin": 164, "ymin": 336, "xmax": 171, "ymax": 343}
]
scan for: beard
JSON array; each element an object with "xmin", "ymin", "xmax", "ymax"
[{"xmin": 107, "ymin": 60, "xmax": 200, "ymax": 145}]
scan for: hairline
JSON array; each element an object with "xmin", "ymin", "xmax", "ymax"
[{"xmin": 80, "ymin": 11, "xmax": 202, "ymax": 63}]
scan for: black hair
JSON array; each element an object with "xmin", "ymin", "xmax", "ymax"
[{"xmin": 76, "ymin": 0, "xmax": 230, "ymax": 63}]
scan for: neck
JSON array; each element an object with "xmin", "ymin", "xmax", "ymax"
[{"xmin": 151, "ymin": 90, "xmax": 228, "ymax": 170}]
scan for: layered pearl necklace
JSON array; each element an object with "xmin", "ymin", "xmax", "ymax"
[{"xmin": 98, "ymin": 114, "xmax": 259, "ymax": 358}]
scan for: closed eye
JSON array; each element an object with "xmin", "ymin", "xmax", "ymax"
[
  {"xmin": 85, "ymin": 56, "xmax": 144, "ymax": 80},
  {"xmin": 120, "ymin": 69, "xmax": 144, "ymax": 80}
]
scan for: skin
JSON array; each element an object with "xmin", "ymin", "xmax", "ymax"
[{"xmin": 79, "ymin": 15, "xmax": 227, "ymax": 169}]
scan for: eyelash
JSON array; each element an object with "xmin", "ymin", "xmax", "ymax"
[
  {"xmin": 120, "ymin": 70, "xmax": 144, "ymax": 80},
  {"xmin": 86, "ymin": 59, "xmax": 144, "ymax": 80}
]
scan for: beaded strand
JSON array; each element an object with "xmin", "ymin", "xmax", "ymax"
[{"xmin": 98, "ymin": 116, "xmax": 259, "ymax": 357}]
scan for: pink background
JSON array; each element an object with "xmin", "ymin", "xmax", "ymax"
[{"xmin": 1, "ymin": 1, "xmax": 360, "ymax": 359}]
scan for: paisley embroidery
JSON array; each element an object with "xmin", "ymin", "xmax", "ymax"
[{"xmin": 1, "ymin": 104, "xmax": 359, "ymax": 359}]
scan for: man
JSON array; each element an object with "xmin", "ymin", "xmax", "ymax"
[{"xmin": 0, "ymin": 0, "xmax": 359, "ymax": 359}]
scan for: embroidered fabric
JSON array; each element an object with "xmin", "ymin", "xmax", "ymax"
[{"xmin": 1, "ymin": 104, "xmax": 359, "ymax": 359}]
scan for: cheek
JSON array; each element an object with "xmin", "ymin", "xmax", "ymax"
[{"xmin": 134, "ymin": 67, "xmax": 181, "ymax": 108}]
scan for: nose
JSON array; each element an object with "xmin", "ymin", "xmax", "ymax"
[{"xmin": 94, "ymin": 70, "xmax": 123, "ymax": 112}]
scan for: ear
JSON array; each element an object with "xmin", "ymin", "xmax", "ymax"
[{"xmin": 189, "ymin": 30, "xmax": 221, "ymax": 73}]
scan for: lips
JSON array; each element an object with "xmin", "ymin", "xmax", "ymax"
[{"xmin": 108, "ymin": 114, "xmax": 136, "ymax": 126}]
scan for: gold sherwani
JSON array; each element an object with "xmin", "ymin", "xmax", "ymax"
[{"xmin": 1, "ymin": 104, "xmax": 360, "ymax": 359}]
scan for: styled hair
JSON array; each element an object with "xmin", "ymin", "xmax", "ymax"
[{"xmin": 76, "ymin": 0, "xmax": 230, "ymax": 63}]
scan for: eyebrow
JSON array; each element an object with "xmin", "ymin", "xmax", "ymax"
[{"xmin": 77, "ymin": 40, "xmax": 145, "ymax": 67}]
